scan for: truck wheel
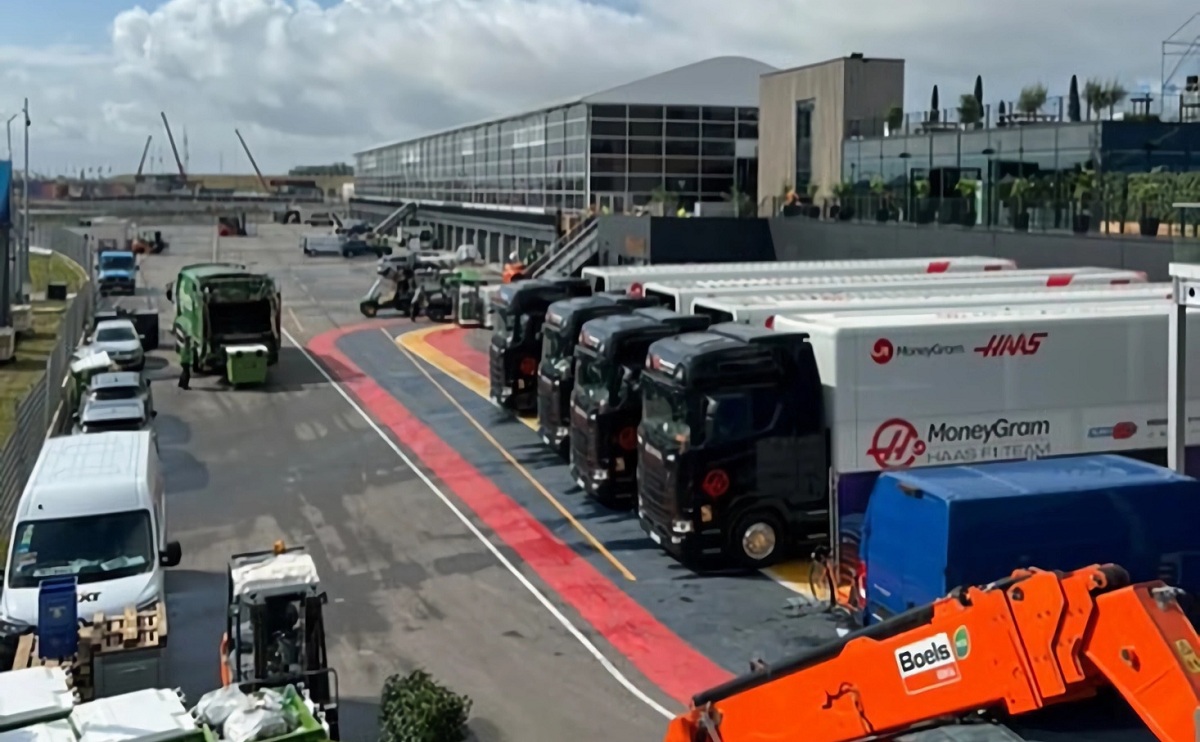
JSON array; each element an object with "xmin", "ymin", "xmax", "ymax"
[{"xmin": 727, "ymin": 509, "xmax": 786, "ymax": 568}]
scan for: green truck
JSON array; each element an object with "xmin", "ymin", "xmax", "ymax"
[{"xmin": 167, "ymin": 262, "xmax": 281, "ymax": 375}]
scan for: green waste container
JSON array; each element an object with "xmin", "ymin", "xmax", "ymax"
[{"xmin": 225, "ymin": 344, "xmax": 270, "ymax": 387}]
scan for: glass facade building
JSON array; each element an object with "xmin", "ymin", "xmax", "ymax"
[{"xmin": 354, "ymin": 57, "xmax": 773, "ymax": 214}]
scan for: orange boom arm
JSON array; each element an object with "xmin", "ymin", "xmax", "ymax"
[{"xmin": 666, "ymin": 565, "xmax": 1200, "ymax": 742}]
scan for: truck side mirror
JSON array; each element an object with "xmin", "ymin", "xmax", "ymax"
[
  {"xmin": 160, "ymin": 541, "xmax": 182, "ymax": 568},
  {"xmin": 704, "ymin": 398, "xmax": 721, "ymax": 441}
]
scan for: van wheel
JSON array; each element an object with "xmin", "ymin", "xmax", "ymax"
[{"xmin": 727, "ymin": 509, "xmax": 786, "ymax": 568}]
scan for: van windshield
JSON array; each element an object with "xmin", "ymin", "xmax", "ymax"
[
  {"xmin": 92, "ymin": 386, "xmax": 139, "ymax": 401},
  {"xmin": 7, "ymin": 510, "xmax": 154, "ymax": 588}
]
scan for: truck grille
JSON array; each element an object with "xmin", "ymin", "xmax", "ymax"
[
  {"xmin": 488, "ymin": 346, "xmax": 505, "ymax": 398},
  {"xmin": 638, "ymin": 449, "xmax": 675, "ymax": 524},
  {"xmin": 571, "ymin": 408, "xmax": 598, "ymax": 470},
  {"xmin": 537, "ymin": 375, "xmax": 561, "ymax": 428}
]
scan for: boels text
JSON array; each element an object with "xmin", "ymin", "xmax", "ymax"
[{"xmin": 897, "ymin": 639, "xmax": 952, "ymax": 675}]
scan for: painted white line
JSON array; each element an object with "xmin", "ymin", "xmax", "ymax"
[
  {"xmin": 281, "ymin": 328, "xmax": 676, "ymax": 720},
  {"xmin": 287, "ymin": 306, "xmax": 305, "ymax": 334}
]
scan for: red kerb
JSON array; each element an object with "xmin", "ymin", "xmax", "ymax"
[
  {"xmin": 926, "ymin": 261, "xmax": 951, "ymax": 273},
  {"xmin": 1046, "ymin": 274, "xmax": 1074, "ymax": 287}
]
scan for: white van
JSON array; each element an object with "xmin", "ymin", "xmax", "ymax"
[{"xmin": 0, "ymin": 431, "xmax": 181, "ymax": 632}]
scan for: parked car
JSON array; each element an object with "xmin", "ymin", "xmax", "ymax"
[
  {"xmin": 89, "ymin": 319, "xmax": 145, "ymax": 371},
  {"xmin": 72, "ymin": 398, "xmax": 157, "ymax": 449},
  {"xmin": 84, "ymin": 371, "xmax": 154, "ymax": 417}
]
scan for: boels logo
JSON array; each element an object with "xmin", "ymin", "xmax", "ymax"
[{"xmin": 894, "ymin": 631, "xmax": 965, "ymax": 694}]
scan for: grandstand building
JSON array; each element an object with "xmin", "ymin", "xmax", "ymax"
[{"xmin": 353, "ymin": 57, "xmax": 772, "ymax": 215}]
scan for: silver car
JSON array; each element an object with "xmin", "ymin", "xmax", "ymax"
[
  {"xmin": 90, "ymin": 319, "xmax": 145, "ymax": 371},
  {"xmin": 73, "ymin": 398, "xmax": 157, "ymax": 448},
  {"xmin": 85, "ymin": 372, "xmax": 154, "ymax": 417}
]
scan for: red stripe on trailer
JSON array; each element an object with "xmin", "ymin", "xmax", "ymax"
[
  {"xmin": 926, "ymin": 261, "xmax": 951, "ymax": 273},
  {"xmin": 1111, "ymin": 279, "xmax": 1131, "ymax": 285},
  {"xmin": 1046, "ymin": 274, "xmax": 1074, "ymax": 287},
  {"xmin": 984, "ymin": 264, "xmax": 1005, "ymax": 271}
]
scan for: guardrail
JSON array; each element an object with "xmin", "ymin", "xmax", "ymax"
[{"xmin": 0, "ymin": 228, "xmax": 94, "ymax": 535}]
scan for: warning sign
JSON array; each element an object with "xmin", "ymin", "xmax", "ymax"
[{"xmin": 894, "ymin": 633, "xmax": 961, "ymax": 694}]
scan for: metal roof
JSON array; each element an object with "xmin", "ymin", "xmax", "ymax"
[{"xmin": 355, "ymin": 56, "xmax": 775, "ymax": 156}]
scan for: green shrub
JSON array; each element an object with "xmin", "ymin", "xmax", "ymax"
[{"xmin": 380, "ymin": 670, "xmax": 472, "ymax": 742}]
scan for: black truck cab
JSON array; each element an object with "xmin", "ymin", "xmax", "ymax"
[
  {"xmin": 569, "ymin": 308, "xmax": 710, "ymax": 506},
  {"xmin": 636, "ymin": 323, "xmax": 828, "ymax": 568},
  {"xmin": 489, "ymin": 277, "xmax": 590, "ymax": 412},
  {"xmin": 536, "ymin": 293, "xmax": 659, "ymax": 452}
]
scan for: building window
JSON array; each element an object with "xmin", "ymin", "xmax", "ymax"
[
  {"xmin": 628, "ymin": 139, "xmax": 663, "ymax": 157},
  {"xmin": 795, "ymin": 99, "xmax": 815, "ymax": 189},
  {"xmin": 629, "ymin": 105, "xmax": 663, "ymax": 120},
  {"xmin": 666, "ymin": 106, "xmax": 700, "ymax": 121},
  {"xmin": 665, "ymin": 140, "xmax": 699, "ymax": 157},
  {"xmin": 590, "ymin": 138, "xmax": 626, "ymax": 155},
  {"xmin": 592, "ymin": 120, "xmax": 627, "ymax": 137},
  {"xmin": 701, "ymin": 106, "xmax": 735, "ymax": 121},
  {"xmin": 591, "ymin": 104, "xmax": 626, "ymax": 119},
  {"xmin": 628, "ymin": 121, "xmax": 663, "ymax": 138},
  {"xmin": 666, "ymin": 122, "xmax": 699, "ymax": 139}
]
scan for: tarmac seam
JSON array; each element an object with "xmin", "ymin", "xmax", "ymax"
[{"xmin": 286, "ymin": 326, "xmax": 681, "ymax": 720}]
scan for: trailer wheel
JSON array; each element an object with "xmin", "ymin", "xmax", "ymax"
[{"xmin": 727, "ymin": 509, "xmax": 786, "ymax": 568}]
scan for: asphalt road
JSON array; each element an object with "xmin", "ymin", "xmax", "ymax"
[{"xmin": 140, "ymin": 224, "xmax": 670, "ymax": 741}]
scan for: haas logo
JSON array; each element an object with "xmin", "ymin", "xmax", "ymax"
[
  {"xmin": 868, "ymin": 418, "xmax": 926, "ymax": 468},
  {"xmin": 974, "ymin": 332, "xmax": 1047, "ymax": 357},
  {"xmin": 870, "ymin": 338, "xmax": 894, "ymax": 365}
]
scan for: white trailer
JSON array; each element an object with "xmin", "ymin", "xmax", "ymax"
[
  {"xmin": 772, "ymin": 302, "xmax": 1200, "ymax": 494},
  {"xmin": 648, "ymin": 267, "xmax": 1147, "ymax": 313},
  {"xmin": 580, "ymin": 256, "xmax": 1014, "ymax": 294},
  {"xmin": 691, "ymin": 281, "xmax": 1169, "ymax": 326}
]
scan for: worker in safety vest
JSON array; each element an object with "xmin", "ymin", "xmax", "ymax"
[{"xmin": 676, "ymin": 206, "xmax": 688, "ymax": 218}]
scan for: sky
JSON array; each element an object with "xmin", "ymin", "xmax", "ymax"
[{"xmin": 0, "ymin": 0, "xmax": 1195, "ymax": 175}]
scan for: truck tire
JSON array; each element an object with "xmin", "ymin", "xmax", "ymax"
[
  {"xmin": 727, "ymin": 509, "xmax": 787, "ymax": 568},
  {"xmin": 360, "ymin": 301, "xmax": 378, "ymax": 318}
]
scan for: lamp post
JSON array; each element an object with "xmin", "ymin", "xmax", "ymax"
[
  {"xmin": 982, "ymin": 147, "xmax": 997, "ymax": 227},
  {"xmin": 19, "ymin": 99, "xmax": 29, "ymax": 303},
  {"xmin": 899, "ymin": 152, "xmax": 912, "ymax": 222},
  {"xmin": 4, "ymin": 114, "xmax": 15, "ymax": 161}
]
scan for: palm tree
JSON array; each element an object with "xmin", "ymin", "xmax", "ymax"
[
  {"xmin": 1105, "ymin": 80, "xmax": 1128, "ymax": 119},
  {"xmin": 958, "ymin": 93, "xmax": 983, "ymax": 126},
  {"xmin": 1017, "ymin": 84, "xmax": 1048, "ymax": 117},
  {"xmin": 1083, "ymin": 78, "xmax": 1105, "ymax": 120}
]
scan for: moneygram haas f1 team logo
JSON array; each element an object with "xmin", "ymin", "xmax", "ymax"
[
  {"xmin": 871, "ymin": 338, "xmax": 895, "ymax": 365},
  {"xmin": 868, "ymin": 418, "xmax": 926, "ymax": 468},
  {"xmin": 895, "ymin": 632, "xmax": 962, "ymax": 694}
]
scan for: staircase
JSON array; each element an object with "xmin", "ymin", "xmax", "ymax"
[
  {"xmin": 370, "ymin": 202, "xmax": 417, "ymax": 237},
  {"xmin": 530, "ymin": 216, "xmax": 599, "ymax": 279}
]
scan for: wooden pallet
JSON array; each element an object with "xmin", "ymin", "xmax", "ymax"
[
  {"xmin": 85, "ymin": 604, "xmax": 168, "ymax": 654},
  {"xmin": 7, "ymin": 604, "xmax": 168, "ymax": 698}
]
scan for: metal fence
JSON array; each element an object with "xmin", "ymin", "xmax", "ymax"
[{"xmin": 0, "ymin": 229, "xmax": 93, "ymax": 535}]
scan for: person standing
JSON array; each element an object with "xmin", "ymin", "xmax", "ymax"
[{"xmin": 178, "ymin": 342, "xmax": 192, "ymax": 390}]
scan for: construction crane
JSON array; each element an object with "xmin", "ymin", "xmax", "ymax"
[
  {"xmin": 666, "ymin": 564, "xmax": 1200, "ymax": 742},
  {"xmin": 159, "ymin": 111, "xmax": 187, "ymax": 181},
  {"xmin": 134, "ymin": 135, "xmax": 152, "ymax": 181},
  {"xmin": 235, "ymin": 129, "xmax": 273, "ymax": 195}
]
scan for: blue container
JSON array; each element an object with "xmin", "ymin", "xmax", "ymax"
[
  {"xmin": 37, "ymin": 576, "xmax": 78, "ymax": 659},
  {"xmin": 860, "ymin": 455, "xmax": 1200, "ymax": 624}
]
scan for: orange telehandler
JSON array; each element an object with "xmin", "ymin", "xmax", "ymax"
[{"xmin": 665, "ymin": 564, "xmax": 1200, "ymax": 742}]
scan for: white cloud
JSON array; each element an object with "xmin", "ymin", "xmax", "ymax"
[{"xmin": 0, "ymin": 0, "xmax": 1189, "ymax": 174}]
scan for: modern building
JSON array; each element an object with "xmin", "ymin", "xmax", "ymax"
[
  {"xmin": 756, "ymin": 55, "xmax": 905, "ymax": 208},
  {"xmin": 353, "ymin": 56, "xmax": 772, "ymax": 215}
]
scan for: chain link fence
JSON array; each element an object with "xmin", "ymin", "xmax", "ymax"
[{"xmin": 0, "ymin": 228, "xmax": 94, "ymax": 534}]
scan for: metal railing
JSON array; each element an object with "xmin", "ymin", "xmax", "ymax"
[{"xmin": 0, "ymin": 229, "xmax": 93, "ymax": 535}]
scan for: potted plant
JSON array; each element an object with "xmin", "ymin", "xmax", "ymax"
[
  {"xmin": 1071, "ymin": 169, "xmax": 1095, "ymax": 233},
  {"xmin": 806, "ymin": 183, "xmax": 822, "ymax": 218},
  {"xmin": 885, "ymin": 105, "xmax": 904, "ymax": 136},
  {"xmin": 912, "ymin": 178, "xmax": 934, "ymax": 224},
  {"xmin": 870, "ymin": 176, "xmax": 890, "ymax": 222},
  {"xmin": 955, "ymin": 179, "xmax": 979, "ymax": 227},
  {"xmin": 1130, "ymin": 170, "xmax": 1168, "ymax": 237},
  {"xmin": 1009, "ymin": 176, "xmax": 1033, "ymax": 231},
  {"xmin": 381, "ymin": 670, "xmax": 472, "ymax": 742},
  {"xmin": 833, "ymin": 181, "xmax": 855, "ymax": 221}
]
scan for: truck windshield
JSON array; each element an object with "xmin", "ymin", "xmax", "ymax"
[
  {"xmin": 642, "ymin": 378, "xmax": 690, "ymax": 444},
  {"xmin": 7, "ymin": 510, "xmax": 155, "ymax": 588},
  {"xmin": 91, "ymin": 386, "xmax": 139, "ymax": 401},
  {"xmin": 542, "ymin": 324, "xmax": 571, "ymax": 368},
  {"xmin": 84, "ymin": 418, "xmax": 147, "ymax": 433},
  {"xmin": 575, "ymin": 350, "xmax": 610, "ymax": 403},
  {"xmin": 100, "ymin": 254, "xmax": 134, "ymax": 270}
]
